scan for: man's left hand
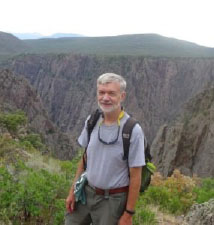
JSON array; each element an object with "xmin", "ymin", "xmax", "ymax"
[{"xmin": 118, "ymin": 212, "xmax": 133, "ymax": 225}]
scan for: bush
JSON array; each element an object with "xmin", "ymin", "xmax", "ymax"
[
  {"xmin": 194, "ymin": 178, "xmax": 214, "ymax": 203},
  {"xmin": 0, "ymin": 134, "xmax": 25, "ymax": 161},
  {"xmin": 0, "ymin": 166, "xmax": 17, "ymax": 221},
  {"xmin": 0, "ymin": 162, "xmax": 70, "ymax": 224},
  {"xmin": 134, "ymin": 196, "xmax": 157, "ymax": 225},
  {"xmin": 142, "ymin": 170, "xmax": 196, "ymax": 214},
  {"xmin": 0, "ymin": 111, "xmax": 27, "ymax": 132},
  {"xmin": 20, "ymin": 133, "xmax": 45, "ymax": 150}
]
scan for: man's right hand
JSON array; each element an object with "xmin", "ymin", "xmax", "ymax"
[{"xmin": 66, "ymin": 191, "xmax": 75, "ymax": 213}]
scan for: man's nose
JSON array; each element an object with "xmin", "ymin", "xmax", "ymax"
[{"xmin": 103, "ymin": 93, "xmax": 110, "ymax": 100}]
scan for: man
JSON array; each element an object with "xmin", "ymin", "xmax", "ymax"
[{"xmin": 65, "ymin": 73, "xmax": 145, "ymax": 225}]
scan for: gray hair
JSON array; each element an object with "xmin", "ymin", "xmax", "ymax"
[{"xmin": 97, "ymin": 73, "xmax": 127, "ymax": 92}]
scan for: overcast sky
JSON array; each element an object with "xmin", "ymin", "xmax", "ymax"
[{"xmin": 1, "ymin": 0, "xmax": 214, "ymax": 47}]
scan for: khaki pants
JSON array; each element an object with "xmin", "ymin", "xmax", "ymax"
[{"xmin": 65, "ymin": 184, "xmax": 128, "ymax": 225}]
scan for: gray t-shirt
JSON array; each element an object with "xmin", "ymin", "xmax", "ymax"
[{"xmin": 78, "ymin": 112, "xmax": 145, "ymax": 189}]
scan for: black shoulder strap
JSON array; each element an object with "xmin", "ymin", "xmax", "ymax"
[
  {"xmin": 122, "ymin": 117, "xmax": 138, "ymax": 160},
  {"xmin": 122, "ymin": 117, "xmax": 152, "ymax": 162},
  {"xmin": 83, "ymin": 109, "xmax": 101, "ymax": 170},
  {"xmin": 87, "ymin": 109, "xmax": 102, "ymax": 143},
  {"xmin": 144, "ymin": 138, "xmax": 152, "ymax": 162}
]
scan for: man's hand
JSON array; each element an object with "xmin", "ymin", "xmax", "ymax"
[
  {"xmin": 65, "ymin": 191, "xmax": 75, "ymax": 213},
  {"xmin": 65, "ymin": 158, "xmax": 84, "ymax": 213},
  {"xmin": 118, "ymin": 212, "xmax": 133, "ymax": 225}
]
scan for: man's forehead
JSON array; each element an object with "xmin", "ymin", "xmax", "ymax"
[{"xmin": 97, "ymin": 82, "xmax": 120, "ymax": 88}]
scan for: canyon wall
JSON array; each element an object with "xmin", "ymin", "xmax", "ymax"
[{"xmin": 4, "ymin": 54, "xmax": 214, "ymax": 143}]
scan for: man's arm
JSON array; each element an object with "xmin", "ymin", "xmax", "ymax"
[
  {"xmin": 65, "ymin": 156, "xmax": 85, "ymax": 212},
  {"xmin": 118, "ymin": 167, "xmax": 142, "ymax": 225}
]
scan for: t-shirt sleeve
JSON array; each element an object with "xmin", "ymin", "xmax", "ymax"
[
  {"xmin": 77, "ymin": 115, "xmax": 90, "ymax": 148},
  {"xmin": 128, "ymin": 124, "xmax": 146, "ymax": 167}
]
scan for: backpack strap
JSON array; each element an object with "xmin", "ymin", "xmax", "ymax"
[
  {"xmin": 83, "ymin": 109, "xmax": 102, "ymax": 170},
  {"xmin": 122, "ymin": 117, "xmax": 138, "ymax": 160},
  {"xmin": 144, "ymin": 137, "xmax": 152, "ymax": 162},
  {"xmin": 87, "ymin": 109, "xmax": 102, "ymax": 143},
  {"xmin": 122, "ymin": 117, "xmax": 151, "ymax": 162}
]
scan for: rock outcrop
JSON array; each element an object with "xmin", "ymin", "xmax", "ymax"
[
  {"xmin": 0, "ymin": 69, "xmax": 74, "ymax": 159},
  {"xmin": 183, "ymin": 199, "xmax": 214, "ymax": 225},
  {"xmin": 151, "ymin": 87, "xmax": 214, "ymax": 177}
]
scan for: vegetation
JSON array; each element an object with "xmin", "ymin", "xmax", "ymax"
[
  {"xmin": 134, "ymin": 171, "xmax": 214, "ymax": 224},
  {"xmin": 0, "ymin": 161, "xmax": 75, "ymax": 225},
  {"xmin": 0, "ymin": 111, "xmax": 27, "ymax": 133},
  {"xmin": 0, "ymin": 111, "xmax": 213, "ymax": 224},
  {"xmin": 1, "ymin": 160, "xmax": 213, "ymax": 225},
  {"xmin": 194, "ymin": 178, "xmax": 214, "ymax": 204},
  {"xmin": 19, "ymin": 133, "xmax": 45, "ymax": 151}
]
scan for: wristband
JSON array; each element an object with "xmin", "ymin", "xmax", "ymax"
[{"xmin": 125, "ymin": 209, "xmax": 135, "ymax": 215}]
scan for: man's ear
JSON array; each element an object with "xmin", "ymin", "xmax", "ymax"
[{"xmin": 121, "ymin": 91, "xmax": 126, "ymax": 102}]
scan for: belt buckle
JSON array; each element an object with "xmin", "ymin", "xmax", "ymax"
[{"xmin": 104, "ymin": 189, "xmax": 109, "ymax": 199}]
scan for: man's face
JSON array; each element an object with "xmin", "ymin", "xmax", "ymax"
[{"xmin": 97, "ymin": 82, "xmax": 126, "ymax": 113}]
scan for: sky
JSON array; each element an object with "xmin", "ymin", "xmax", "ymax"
[{"xmin": 0, "ymin": 0, "xmax": 214, "ymax": 47}]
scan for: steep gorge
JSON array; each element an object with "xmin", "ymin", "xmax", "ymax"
[{"xmin": 3, "ymin": 54, "xmax": 214, "ymax": 144}]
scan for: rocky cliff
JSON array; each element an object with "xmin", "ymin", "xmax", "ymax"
[
  {"xmin": 151, "ymin": 87, "xmax": 214, "ymax": 177},
  {"xmin": 0, "ymin": 69, "xmax": 74, "ymax": 159},
  {"xmin": 3, "ymin": 54, "xmax": 214, "ymax": 144}
]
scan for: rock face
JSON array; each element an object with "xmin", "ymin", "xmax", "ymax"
[
  {"xmin": 151, "ymin": 87, "xmax": 214, "ymax": 177},
  {"xmin": 4, "ymin": 54, "xmax": 214, "ymax": 144},
  {"xmin": 0, "ymin": 69, "xmax": 74, "ymax": 159},
  {"xmin": 183, "ymin": 199, "xmax": 214, "ymax": 225}
]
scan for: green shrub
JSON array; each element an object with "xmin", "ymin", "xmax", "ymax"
[
  {"xmin": 0, "ymin": 135, "xmax": 15, "ymax": 157},
  {"xmin": 134, "ymin": 196, "xmax": 157, "ymax": 225},
  {"xmin": 142, "ymin": 170, "xmax": 196, "ymax": 214},
  {"xmin": 0, "ymin": 111, "xmax": 27, "ymax": 132},
  {"xmin": 142, "ymin": 186, "xmax": 186, "ymax": 214},
  {"xmin": 0, "ymin": 162, "xmax": 70, "ymax": 224},
  {"xmin": 15, "ymin": 168, "xmax": 69, "ymax": 223},
  {"xmin": 0, "ymin": 166, "xmax": 17, "ymax": 221},
  {"xmin": 20, "ymin": 133, "xmax": 45, "ymax": 150},
  {"xmin": 194, "ymin": 178, "xmax": 214, "ymax": 203}
]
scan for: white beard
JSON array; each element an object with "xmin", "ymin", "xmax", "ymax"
[{"xmin": 98, "ymin": 102, "xmax": 120, "ymax": 113}]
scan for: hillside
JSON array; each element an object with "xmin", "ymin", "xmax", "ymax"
[
  {"xmin": 24, "ymin": 34, "xmax": 214, "ymax": 57},
  {"xmin": 0, "ymin": 69, "xmax": 75, "ymax": 159},
  {"xmin": 1, "ymin": 31, "xmax": 214, "ymax": 58},
  {"xmin": 0, "ymin": 31, "xmax": 29, "ymax": 54},
  {"xmin": 151, "ymin": 87, "xmax": 214, "ymax": 177}
]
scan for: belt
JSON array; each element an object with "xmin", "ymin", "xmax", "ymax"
[{"xmin": 89, "ymin": 185, "xmax": 129, "ymax": 195}]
